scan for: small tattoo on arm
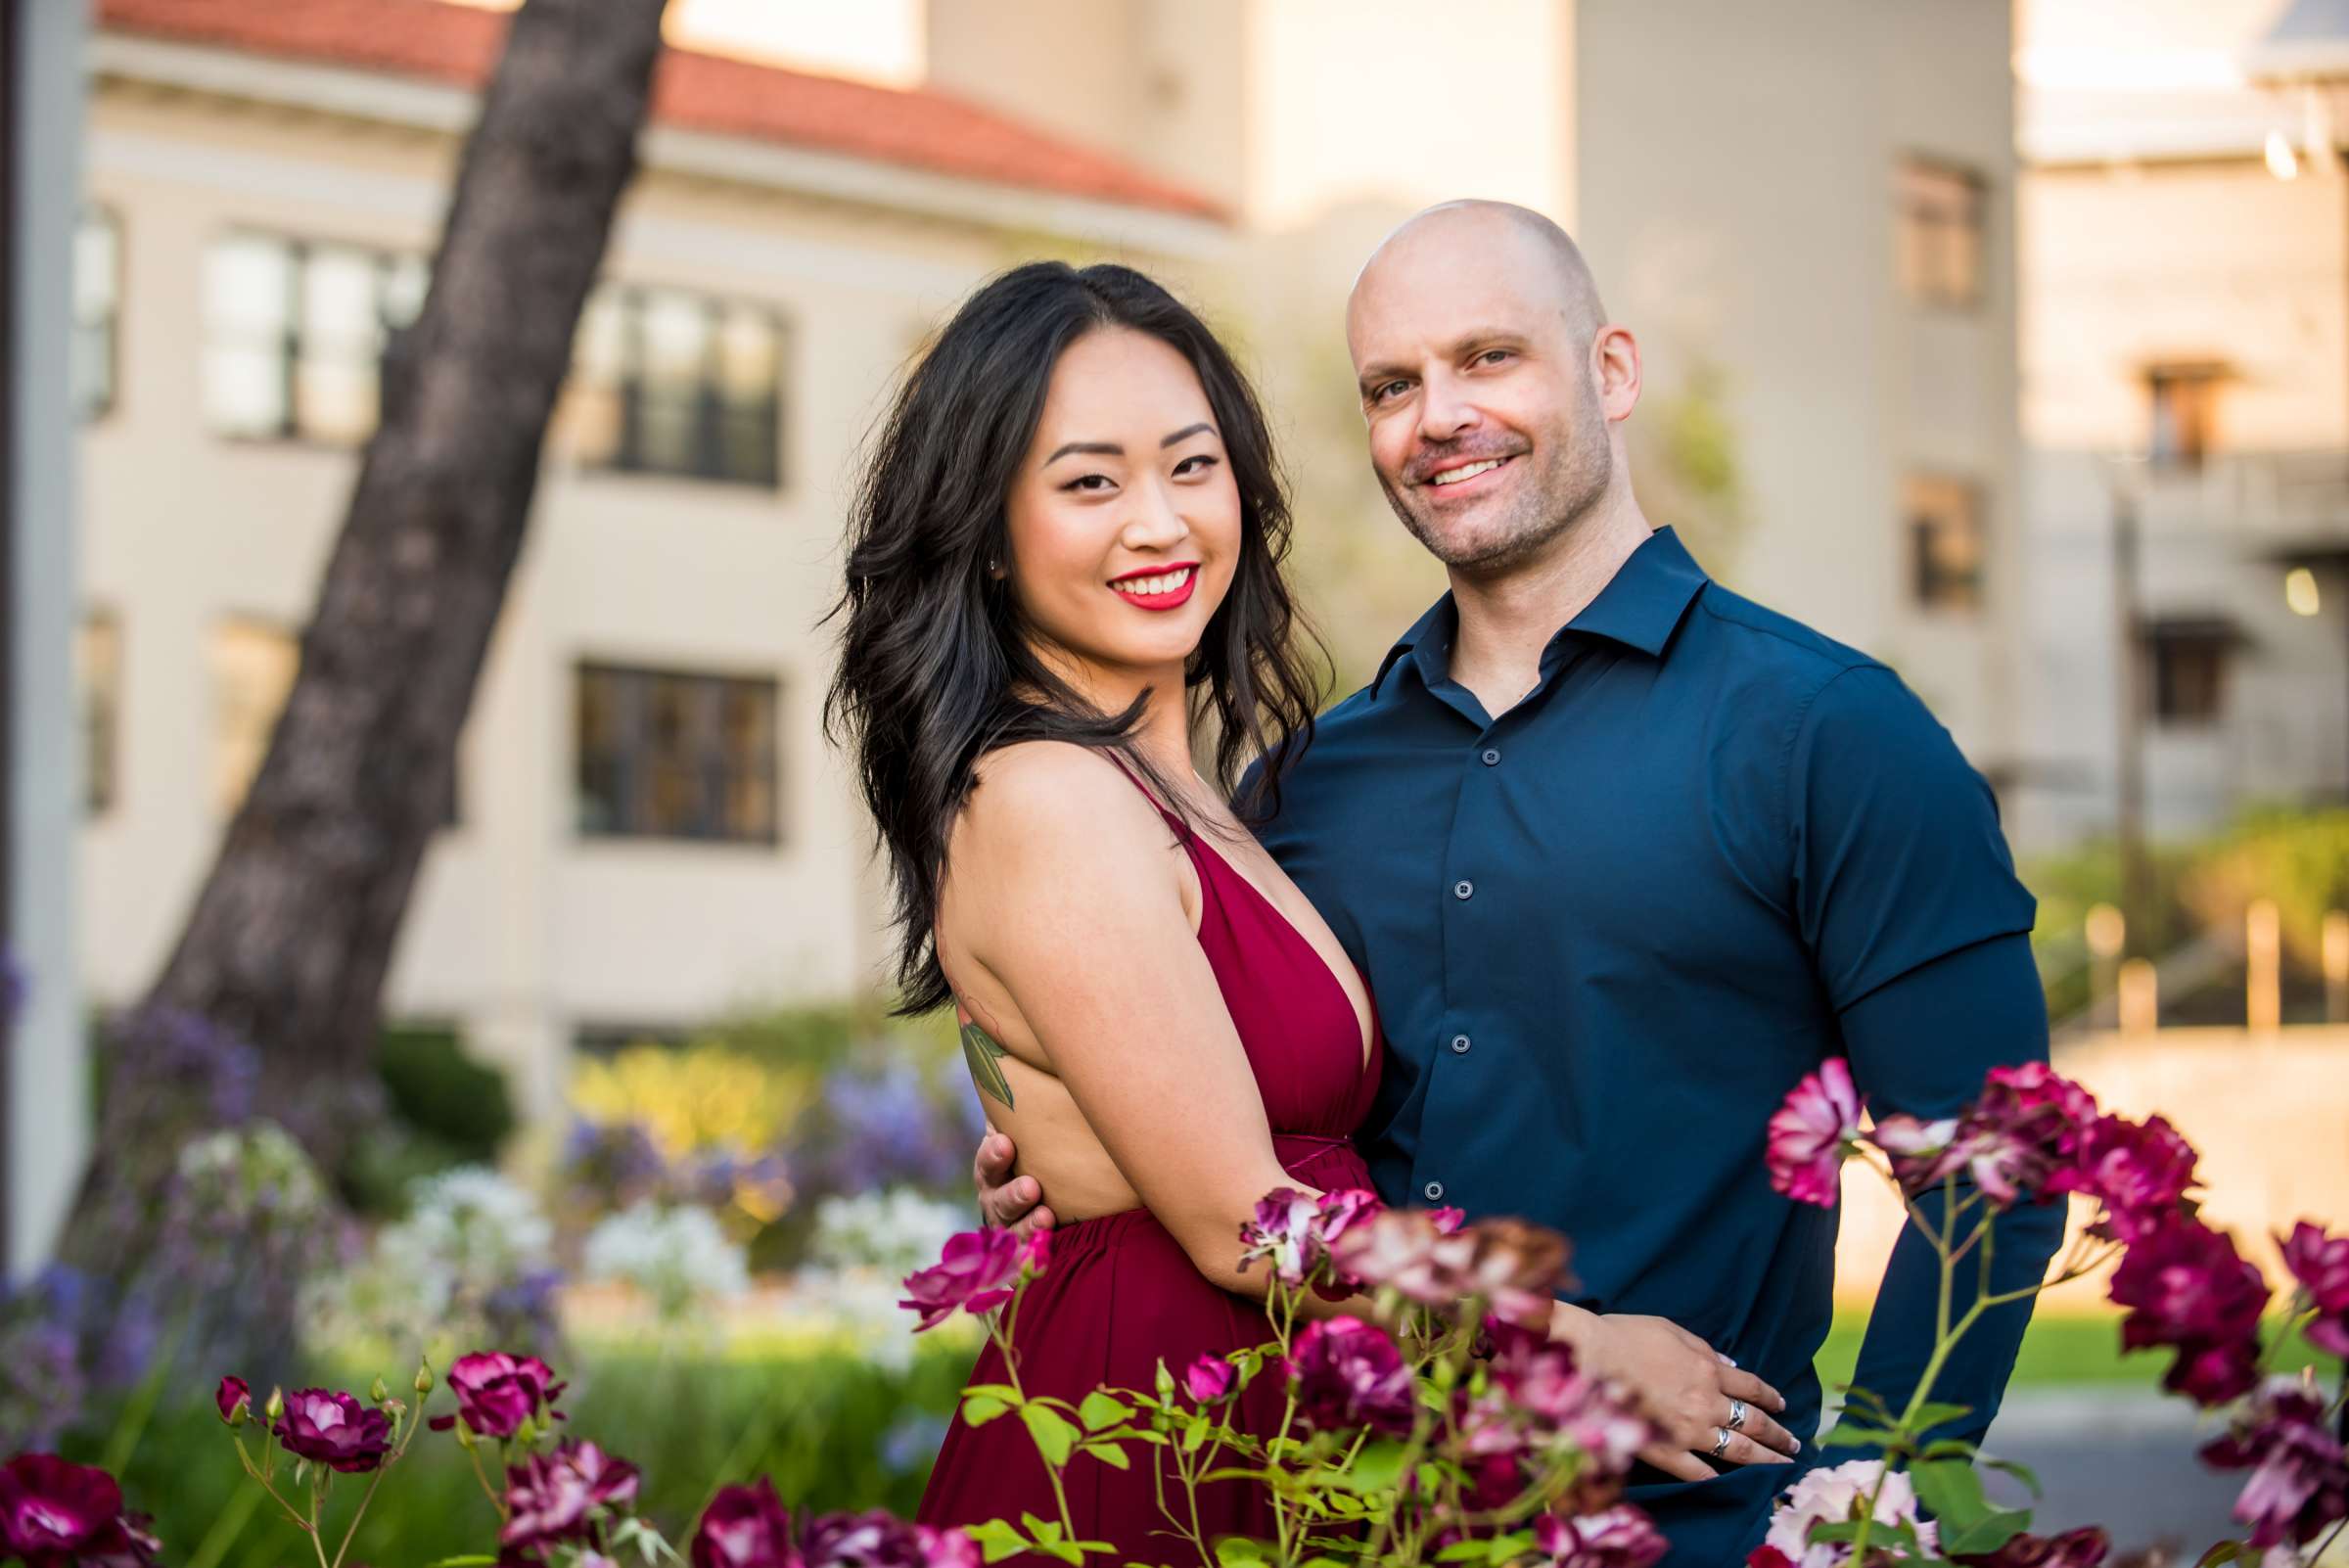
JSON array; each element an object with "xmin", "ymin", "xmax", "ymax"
[{"xmin": 960, "ymin": 1019, "xmax": 1015, "ymax": 1110}]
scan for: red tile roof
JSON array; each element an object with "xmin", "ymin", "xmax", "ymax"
[{"xmin": 94, "ymin": 0, "xmax": 1226, "ymax": 221}]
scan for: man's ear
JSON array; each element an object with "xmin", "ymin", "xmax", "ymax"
[{"xmin": 1594, "ymin": 324, "xmax": 1642, "ymax": 423}]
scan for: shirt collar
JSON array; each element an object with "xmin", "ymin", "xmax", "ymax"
[{"xmin": 1370, "ymin": 527, "xmax": 1710, "ymax": 700}]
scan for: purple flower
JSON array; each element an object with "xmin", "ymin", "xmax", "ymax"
[
  {"xmin": 2281, "ymin": 1220, "xmax": 2349, "ymax": 1359},
  {"xmin": 898, "ymin": 1229, "xmax": 1045, "ymax": 1332},
  {"xmin": 216, "ymin": 1375, "xmax": 251, "ymax": 1425},
  {"xmin": 429, "ymin": 1351, "xmax": 566, "ymax": 1439},
  {"xmin": 1488, "ymin": 1328, "xmax": 1652, "ymax": 1481},
  {"xmin": 1951, "ymin": 1527, "xmax": 2110, "ymax": 1567},
  {"xmin": 1182, "ymin": 1355, "xmax": 1236, "ymax": 1404},
  {"xmin": 1533, "ymin": 1505, "xmax": 1670, "ymax": 1568},
  {"xmin": 914, "ymin": 1526, "xmax": 980, "ymax": 1568},
  {"xmin": 2199, "ymin": 1378, "xmax": 2349, "ymax": 1551},
  {"xmin": 2107, "ymin": 1216, "xmax": 2269, "ymax": 1407},
  {"xmin": 1766, "ymin": 1059, "xmax": 1863, "ymax": 1208},
  {"xmin": 0, "ymin": 1454, "xmax": 128, "ymax": 1568},
  {"xmin": 501, "ymin": 1441, "xmax": 640, "ymax": 1557},
  {"xmin": 273, "ymin": 1388, "xmax": 394, "ymax": 1473},
  {"xmin": 692, "ymin": 1480, "xmax": 800, "ymax": 1568},
  {"xmin": 1286, "ymin": 1316, "xmax": 1415, "ymax": 1435},
  {"xmin": 799, "ymin": 1511, "xmax": 931, "ymax": 1567},
  {"xmin": 1329, "ymin": 1210, "xmax": 1570, "ymax": 1324},
  {"xmin": 2075, "ymin": 1114, "xmax": 2197, "ymax": 1243},
  {"xmin": 1871, "ymin": 1063, "xmax": 2100, "ymax": 1210}
]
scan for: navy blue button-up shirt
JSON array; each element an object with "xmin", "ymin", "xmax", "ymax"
[{"xmin": 1247, "ymin": 528, "xmax": 2053, "ymax": 1562}]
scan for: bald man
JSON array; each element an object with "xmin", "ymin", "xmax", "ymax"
[{"xmin": 982, "ymin": 203, "xmax": 2060, "ymax": 1562}]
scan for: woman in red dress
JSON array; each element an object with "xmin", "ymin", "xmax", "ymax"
[{"xmin": 828, "ymin": 261, "xmax": 1381, "ymax": 1555}]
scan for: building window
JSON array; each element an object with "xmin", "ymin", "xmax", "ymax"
[
  {"xmin": 210, "ymin": 618, "xmax": 300, "ymax": 814},
  {"xmin": 559, "ymin": 286, "xmax": 785, "ymax": 487},
  {"xmin": 576, "ymin": 663, "xmax": 780, "ymax": 844},
  {"xmin": 2144, "ymin": 618, "xmax": 2238, "ymax": 726},
  {"xmin": 80, "ymin": 611, "xmax": 121, "ymax": 814},
  {"xmin": 73, "ymin": 208, "xmax": 121, "ymax": 420},
  {"xmin": 1894, "ymin": 157, "xmax": 1987, "ymax": 309},
  {"xmin": 1903, "ymin": 474, "xmax": 1985, "ymax": 612},
  {"xmin": 2147, "ymin": 364, "xmax": 2225, "ymax": 470},
  {"xmin": 202, "ymin": 232, "xmax": 428, "ymax": 444}
]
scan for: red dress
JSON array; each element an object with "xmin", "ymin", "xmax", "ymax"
[{"xmin": 917, "ymin": 764, "xmax": 1383, "ymax": 1556}]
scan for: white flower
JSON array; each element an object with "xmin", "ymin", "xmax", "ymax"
[
  {"xmin": 1762, "ymin": 1458, "xmax": 1939, "ymax": 1565},
  {"xmin": 809, "ymin": 1188, "xmax": 968, "ymax": 1276},
  {"xmin": 301, "ymin": 1164, "xmax": 555, "ymax": 1354},
  {"xmin": 583, "ymin": 1201, "xmax": 749, "ymax": 1320}
]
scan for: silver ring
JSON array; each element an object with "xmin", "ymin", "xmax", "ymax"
[
  {"xmin": 1727, "ymin": 1398, "xmax": 1749, "ymax": 1433},
  {"xmin": 1709, "ymin": 1426, "xmax": 1731, "ymax": 1459}
]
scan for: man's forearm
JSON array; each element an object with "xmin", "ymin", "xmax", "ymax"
[{"xmin": 1838, "ymin": 1188, "xmax": 2067, "ymax": 1452}]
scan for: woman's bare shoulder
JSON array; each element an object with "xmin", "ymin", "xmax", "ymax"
[{"xmin": 958, "ymin": 741, "xmax": 1167, "ymax": 854}]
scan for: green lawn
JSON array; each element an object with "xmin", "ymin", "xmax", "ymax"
[{"xmin": 1815, "ymin": 1309, "xmax": 2332, "ymax": 1393}]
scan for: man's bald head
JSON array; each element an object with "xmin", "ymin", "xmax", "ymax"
[
  {"xmin": 1344, "ymin": 200, "xmax": 1631, "ymax": 576},
  {"xmin": 1351, "ymin": 201, "xmax": 1608, "ymax": 347}
]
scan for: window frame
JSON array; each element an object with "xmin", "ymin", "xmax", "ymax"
[
  {"xmin": 1902, "ymin": 471, "xmax": 1988, "ymax": 614},
  {"xmin": 573, "ymin": 660, "xmax": 783, "ymax": 848},
  {"xmin": 72, "ymin": 205, "xmax": 122, "ymax": 423},
  {"xmin": 1893, "ymin": 154, "xmax": 1989, "ymax": 312},
  {"xmin": 201, "ymin": 229, "xmax": 428, "ymax": 447},
  {"xmin": 559, "ymin": 283, "xmax": 789, "ymax": 490}
]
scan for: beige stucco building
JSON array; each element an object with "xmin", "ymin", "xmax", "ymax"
[
  {"xmin": 931, "ymin": 0, "xmax": 2026, "ymax": 767},
  {"xmin": 73, "ymin": 0, "xmax": 1226, "ymax": 1120},
  {"xmin": 2010, "ymin": 0, "xmax": 2349, "ymax": 849},
  {"xmin": 66, "ymin": 0, "xmax": 2027, "ymax": 1144}
]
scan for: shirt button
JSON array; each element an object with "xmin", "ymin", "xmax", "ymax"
[
  {"xmin": 1423, "ymin": 1180, "xmax": 1446, "ymax": 1202},
  {"xmin": 1481, "ymin": 748, "xmax": 1501, "ymax": 766},
  {"xmin": 1452, "ymin": 879, "xmax": 1474, "ymax": 900},
  {"xmin": 1450, "ymin": 1034, "xmax": 1472, "ymax": 1055}
]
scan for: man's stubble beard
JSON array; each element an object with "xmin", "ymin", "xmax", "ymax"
[{"xmin": 1376, "ymin": 390, "xmax": 1613, "ymax": 577}]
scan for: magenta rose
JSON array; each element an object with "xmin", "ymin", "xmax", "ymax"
[
  {"xmin": 2281, "ymin": 1220, "xmax": 2349, "ymax": 1358},
  {"xmin": 1532, "ymin": 1504, "xmax": 1670, "ymax": 1568},
  {"xmin": 799, "ymin": 1511, "xmax": 937, "ymax": 1568},
  {"xmin": 216, "ymin": 1375, "xmax": 252, "ymax": 1425},
  {"xmin": 0, "ymin": 1454, "xmax": 128, "ymax": 1568},
  {"xmin": 1765, "ymin": 1058, "xmax": 1862, "ymax": 1207},
  {"xmin": 2107, "ymin": 1216, "xmax": 2269, "ymax": 1407},
  {"xmin": 914, "ymin": 1526, "xmax": 980, "ymax": 1568},
  {"xmin": 1487, "ymin": 1328, "xmax": 1652, "ymax": 1481},
  {"xmin": 1872, "ymin": 1062, "xmax": 2100, "ymax": 1209},
  {"xmin": 691, "ymin": 1479, "xmax": 801, "ymax": 1568},
  {"xmin": 2199, "ymin": 1378, "xmax": 2349, "ymax": 1551},
  {"xmin": 1286, "ymin": 1316, "xmax": 1415, "ymax": 1435},
  {"xmin": 898, "ymin": 1229, "xmax": 1044, "ymax": 1332},
  {"xmin": 502, "ymin": 1441, "xmax": 640, "ymax": 1557},
  {"xmin": 2075, "ymin": 1114, "xmax": 2197, "ymax": 1243},
  {"xmin": 274, "ymin": 1388, "xmax": 394, "ymax": 1473},
  {"xmin": 429, "ymin": 1351, "xmax": 567, "ymax": 1439},
  {"xmin": 1182, "ymin": 1355, "xmax": 1236, "ymax": 1404},
  {"xmin": 1952, "ymin": 1526, "xmax": 2110, "ymax": 1566}
]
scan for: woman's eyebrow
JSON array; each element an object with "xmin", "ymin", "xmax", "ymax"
[
  {"xmin": 1161, "ymin": 422, "xmax": 1215, "ymax": 447},
  {"xmin": 1044, "ymin": 439, "xmax": 1122, "ymax": 464}
]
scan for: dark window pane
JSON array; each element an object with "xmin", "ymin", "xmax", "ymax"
[
  {"xmin": 575, "ymin": 664, "xmax": 780, "ymax": 845},
  {"xmin": 1904, "ymin": 474, "xmax": 1985, "ymax": 612}
]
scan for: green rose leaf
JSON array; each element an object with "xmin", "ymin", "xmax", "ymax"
[
  {"xmin": 1079, "ymin": 1391, "xmax": 1130, "ymax": 1432},
  {"xmin": 961, "ymin": 1394, "xmax": 1011, "ymax": 1427},
  {"xmin": 1021, "ymin": 1405, "xmax": 1081, "ymax": 1467}
]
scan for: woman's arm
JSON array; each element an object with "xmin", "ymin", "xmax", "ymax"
[{"xmin": 948, "ymin": 744, "xmax": 1316, "ymax": 1300}]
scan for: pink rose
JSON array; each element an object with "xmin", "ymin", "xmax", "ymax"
[
  {"xmin": 1766, "ymin": 1059, "xmax": 1862, "ymax": 1208},
  {"xmin": 429, "ymin": 1350, "xmax": 567, "ymax": 1439},
  {"xmin": 1181, "ymin": 1355, "xmax": 1236, "ymax": 1404},
  {"xmin": 1285, "ymin": 1317, "xmax": 1414, "ymax": 1435},
  {"xmin": 898, "ymin": 1228, "xmax": 1045, "ymax": 1332},
  {"xmin": 2108, "ymin": 1216, "xmax": 2268, "ymax": 1407},
  {"xmin": 2281, "ymin": 1220, "xmax": 2349, "ymax": 1358},
  {"xmin": 215, "ymin": 1375, "xmax": 252, "ymax": 1426},
  {"xmin": 2199, "ymin": 1378, "xmax": 2349, "ymax": 1551}
]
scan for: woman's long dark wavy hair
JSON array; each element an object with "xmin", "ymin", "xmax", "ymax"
[{"xmin": 825, "ymin": 260, "xmax": 1326, "ymax": 1016}]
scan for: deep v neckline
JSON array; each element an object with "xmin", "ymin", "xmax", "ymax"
[{"xmin": 1177, "ymin": 825, "xmax": 1379, "ymax": 1077}]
